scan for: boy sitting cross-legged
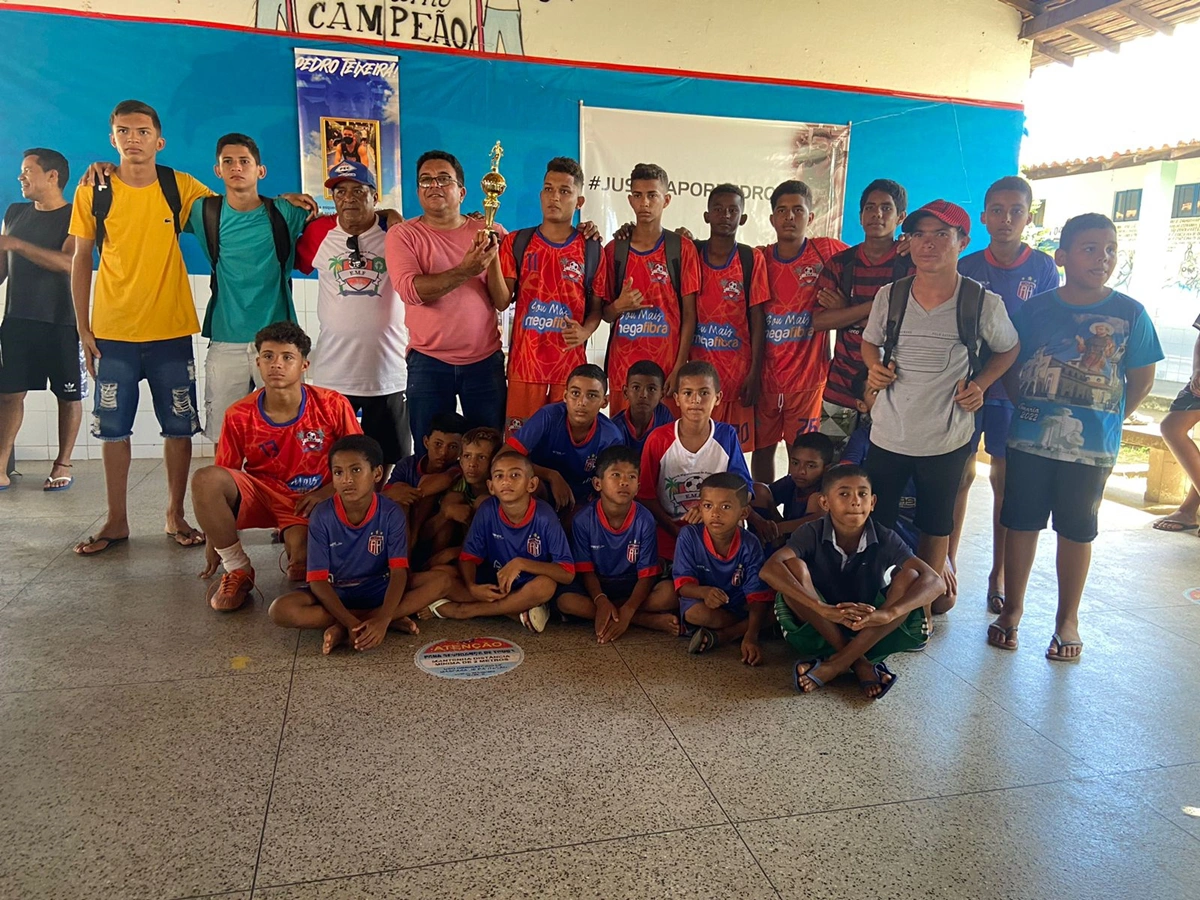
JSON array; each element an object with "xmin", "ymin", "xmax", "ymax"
[
  {"xmin": 424, "ymin": 449, "xmax": 575, "ymax": 633},
  {"xmin": 674, "ymin": 472, "xmax": 774, "ymax": 664},
  {"xmin": 506, "ymin": 363, "xmax": 624, "ymax": 516},
  {"xmin": 760, "ymin": 464, "xmax": 942, "ymax": 699},
  {"xmin": 558, "ymin": 445, "xmax": 680, "ymax": 642},
  {"xmin": 192, "ymin": 321, "xmax": 362, "ymax": 611},
  {"xmin": 425, "ymin": 426, "xmax": 503, "ymax": 567},
  {"xmin": 268, "ymin": 435, "xmax": 451, "ymax": 654}
]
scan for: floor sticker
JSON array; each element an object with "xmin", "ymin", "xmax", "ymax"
[
  {"xmin": 414, "ymin": 636, "xmax": 525, "ymax": 680},
  {"xmin": 1184, "ymin": 588, "xmax": 1200, "ymax": 603}
]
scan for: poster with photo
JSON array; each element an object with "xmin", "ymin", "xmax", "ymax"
[{"xmin": 295, "ymin": 48, "xmax": 401, "ymax": 212}]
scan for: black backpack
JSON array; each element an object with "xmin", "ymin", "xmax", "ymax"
[
  {"xmin": 881, "ymin": 275, "xmax": 990, "ymax": 382},
  {"xmin": 509, "ymin": 226, "xmax": 602, "ymax": 305},
  {"xmin": 92, "ymin": 165, "xmax": 182, "ymax": 256},
  {"xmin": 605, "ymin": 230, "xmax": 684, "ymax": 370},
  {"xmin": 200, "ymin": 194, "xmax": 293, "ymax": 338},
  {"xmin": 694, "ymin": 240, "xmax": 755, "ymax": 310}
]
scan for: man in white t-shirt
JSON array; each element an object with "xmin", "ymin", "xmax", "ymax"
[{"xmin": 295, "ymin": 161, "xmax": 410, "ymax": 461}]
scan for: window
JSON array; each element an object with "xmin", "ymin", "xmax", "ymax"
[
  {"xmin": 1173, "ymin": 183, "xmax": 1200, "ymax": 218},
  {"xmin": 1113, "ymin": 189, "xmax": 1142, "ymax": 222}
]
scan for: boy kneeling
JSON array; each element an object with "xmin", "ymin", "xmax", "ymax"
[
  {"xmin": 761, "ymin": 464, "xmax": 942, "ymax": 699},
  {"xmin": 269, "ymin": 436, "xmax": 451, "ymax": 654},
  {"xmin": 426, "ymin": 449, "xmax": 575, "ymax": 633},
  {"xmin": 559, "ymin": 446, "xmax": 679, "ymax": 642}
]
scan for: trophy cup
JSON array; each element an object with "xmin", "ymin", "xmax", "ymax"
[{"xmin": 481, "ymin": 141, "xmax": 506, "ymax": 239}]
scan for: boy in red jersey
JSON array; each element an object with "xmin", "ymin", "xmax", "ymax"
[
  {"xmin": 192, "ymin": 322, "xmax": 362, "ymax": 612},
  {"xmin": 752, "ymin": 180, "xmax": 848, "ymax": 482},
  {"xmin": 595, "ymin": 163, "xmax": 701, "ymax": 415},
  {"xmin": 498, "ymin": 157, "xmax": 602, "ymax": 434},
  {"xmin": 690, "ymin": 184, "xmax": 769, "ymax": 454}
]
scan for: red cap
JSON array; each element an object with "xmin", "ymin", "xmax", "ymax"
[{"xmin": 902, "ymin": 199, "xmax": 971, "ymax": 238}]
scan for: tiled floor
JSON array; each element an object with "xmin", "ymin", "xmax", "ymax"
[{"xmin": 3, "ymin": 460, "xmax": 1200, "ymax": 899}]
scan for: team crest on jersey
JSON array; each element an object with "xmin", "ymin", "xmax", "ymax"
[
  {"xmin": 561, "ymin": 258, "xmax": 584, "ymax": 284},
  {"xmin": 732, "ymin": 564, "xmax": 744, "ymax": 587},
  {"xmin": 298, "ymin": 429, "xmax": 326, "ymax": 453},
  {"xmin": 648, "ymin": 262, "xmax": 670, "ymax": 284},
  {"xmin": 626, "ymin": 539, "xmax": 639, "ymax": 564},
  {"xmin": 527, "ymin": 532, "xmax": 542, "ymax": 557},
  {"xmin": 259, "ymin": 439, "xmax": 281, "ymax": 458},
  {"xmin": 584, "ymin": 454, "xmax": 598, "ymax": 473},
  {"xmin": 793, "ymin": 263, "xmax": 823, "ymax": 286},
  {"xmin": 1017, "ymin": 277, "xmax": 1037, "ymax": 301},
  {"xmin": 330, "ymin": 252, "xmax": 387, "ymax": 296},
  {"xmin": 368, "ymin": 531, "xmax": 384, "ymax": 555},
  {"xmin": 720, "ymin": 278, "xmax": 743, "ymax": 301}
]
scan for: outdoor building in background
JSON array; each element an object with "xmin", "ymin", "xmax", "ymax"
[{"xmin": 1024, "ymin": 141, "xmax": 1200, "ymax": 392}]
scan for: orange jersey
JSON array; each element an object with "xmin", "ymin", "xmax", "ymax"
[
  {"xmin": 215, "ymin": 384, "xmax": 362, "ymax": 495},
  {"xmin": 759, "ymin": 238, "xmax": 848, "ymax": 395},
  {"xmin": 691, "ymin": 244, "xmax": 769, "ymax": 399},
  {"xmin": 594, "ymin": 235, "xmax": 702, "ymax": 394},
  {"xmin": 500, "ymin": 228, "xmax": 591, "ymax": 384}
]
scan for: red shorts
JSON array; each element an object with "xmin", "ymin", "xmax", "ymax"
[
  {"xmin": 754, "ymin": 388, "xmax": 824, "ymax": 450},
  {"xmin": 229, "ymin": 469, "xmax": 309, "ymax": 531},
  {"xmin": 506, "ymin": 381, "xmax": 565, "ymax": 435},
  {"xmin": 713, "ymin": 399, "xmax": 755, "ymax": 453}
]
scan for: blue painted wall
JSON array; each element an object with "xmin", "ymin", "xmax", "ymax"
[{"xmin": 0, "ymin": 9, "xmax": 1024, "ymax": 273}]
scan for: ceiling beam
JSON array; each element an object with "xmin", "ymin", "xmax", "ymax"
[
  {"xmin": 1021, "ymin": 0, "xmax": 1130, "ymax": 38},
  {"xmin": 1068, "ymin": 23, "xmax": 1122, "ymax": 50},
  {"xmin": 1033, "ymin": 40, "xmax": 1077, "ymax": 65},
  {"xmin": 1120, "ymin": 5, "xmax": 1175, "ymax": 34},
  {"xmin": 998, "ymin": 0, "xmax": 1043, "ymax": 15}
]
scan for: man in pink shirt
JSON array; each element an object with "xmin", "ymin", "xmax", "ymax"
[{"xmin": 386, "ymin": 150, "xmax": 508, "ymax": 448}]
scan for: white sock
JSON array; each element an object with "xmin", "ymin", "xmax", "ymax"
[{"xmin": 216, "ymin": 541, "xmax": 252, "ymax": 574}]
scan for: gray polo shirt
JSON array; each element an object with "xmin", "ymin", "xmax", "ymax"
[{"xmin": 862, "ymin": 276, "xmax": 1018, "ymax": 457}]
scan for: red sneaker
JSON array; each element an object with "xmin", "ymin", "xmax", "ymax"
[{"xmin": 209, "ymin": 567, "xmax": 255, "ymax": 611}]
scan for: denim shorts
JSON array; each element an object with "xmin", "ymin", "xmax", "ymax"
[{"xmin": 92, "ymin": 337, "xmax": 201, "ymax": 441}]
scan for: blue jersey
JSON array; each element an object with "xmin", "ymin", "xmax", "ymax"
[
  {"xmin": 570, "ymin": 499, "xmax": 661, "ymax": 581},
  {"xmin": 959, "ymin": 245, "xmax": 1059, "ymax": 404},
  {"xmin": 1007, "ymin": 289, "xmax": 1163, "ymax": 468},
  {"xmin": 611, "ymin": 403, "xmax": 674, "ymax": 459},
  {"xmin": 841, "ymin": 422, "xmax": 918, "ymax": 549},
  {"xmin": 672, "ymin": 524, "xmax": 773, "ymax": 612},
  {"xmin": 508, "ymin": 403, "xmax": 625, "ymax": 504},
  {"xmin": 307, "ymin": 493, "xmax": 407, "ymax": 586},
  {"xmin": 462, "ymin": 496, "xmax": 575, "ymax": 586},
  {"xmin": 387, "ymin": 454, "xmax": 425, "ymax": 487},
  {"xmin": 768, "ymin": 475, "xmax": 817, "ymax": 521}
]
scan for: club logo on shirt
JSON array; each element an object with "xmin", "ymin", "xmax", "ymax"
[
  {"xmin": 527, "ymin": 532, "xmax": 542, "ymax": 557},
  {"xmin": 298, "ymin": 429, "xmax": 326, "ymax": 453},
  {"xmin": 720, "ymin": 278, "xmax": 743, "ymax": 301},
  {"xmin": 584, "ymin": 454, "xmax": 597, "ymax": 473},
  {"xmin": 368, "ymin": 531, "xmax": 384, "ymax": 555},
  {"xmin": 647, "ymin": 262, "xmax": 670, "ymax": 285},
  {"xmin": 626, "ymin": 539, "xmax": 639, "ymax": 564},
  {"xmin": 329, "ymin": 253, "xmax": 386, "ymax": 296},
  {"xmin": 732, "ymin": 564, "xmax": 744, "ymax": 587},
  {"xmin": 793, "ymin": 263, "xmax": 823, "ymax": 286},
  {"xmin": 561, "ymin": 258, "xmax": 584, "ymax": 284},
  {"xmin": 258, "ymin": 439, "xmax": 281, "ymax": 458},
  {"xmin": 1017, "ymin": 277, "xmax": 1037, "ymax": 301}
]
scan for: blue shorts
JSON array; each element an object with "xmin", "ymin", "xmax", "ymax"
[
  {"xmin": 305, "ymin": 575, "xmax": 390, "ymax": 610},
  {"xmin": 971, "ymin": 404, "xmax": 1014, "ymax": 459},
  {"xmin": 91, "ymin": 337, "xmax": 200, "ymax": 441}
]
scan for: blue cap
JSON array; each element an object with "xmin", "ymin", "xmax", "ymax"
[{"xmin": 325, "ymin": 160, "xmax": 377, "ymax": 191}]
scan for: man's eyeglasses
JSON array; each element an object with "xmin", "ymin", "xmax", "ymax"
[
  {"xmin": 346, "ymin": 234, "xmax": 366, "ymax": 269},
  {"xmin": 417, "ymin": 174, "xmax": 459, "ymax": 190}
]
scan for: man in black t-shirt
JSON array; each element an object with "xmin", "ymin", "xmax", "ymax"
[{"xmin": 0, "ymin": 148, "xmax": 81, "ymax": 491}]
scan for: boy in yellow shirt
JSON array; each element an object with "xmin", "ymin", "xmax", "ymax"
[{"xmin": 69, "ymin": 99, "xmax": 214, "ymax": 555}]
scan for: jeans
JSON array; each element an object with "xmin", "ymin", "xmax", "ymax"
[
  {"xmin": 92, "ymin": 337, "xmax": 200, "ymax": 441},
  {"xmin": 405, "ymin": 350, "xmax": 506, "ymax": 449}
]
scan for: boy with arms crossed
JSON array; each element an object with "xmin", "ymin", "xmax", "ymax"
[
  {"xmin": 268, "ymin": 435, "xmax": 451, "ymax": 654},
  {"xmin": 426, "ymin": 426, "xmax": 503, "ymax": 566},
  {"xmin": 752, "ymin": 431, "xmax": 835, "ymax": 539},
  {"xmin": 560, "ymin": 445, "xmax": 680, "ymax": 642}
]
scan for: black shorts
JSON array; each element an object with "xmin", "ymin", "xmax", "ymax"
[
  {"xmin": 1168, "ymin": 386, "xmax": 1200, "ymax": 413},
  {"xmin": 1000, "ymin": 448, "xmax": 1111, "ymax": 543},
  {"xmin": 0, "ymin": 318, "xmax": 86, "ymax": 401},
  {"xmin": 344, "ymin": 392, "xmax": 411, "ymax": 463},
  {"xmin": 865, "ymin": 440, "xmax": 975, "ymax": 538}
]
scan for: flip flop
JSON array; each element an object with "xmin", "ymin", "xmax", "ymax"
[
  {"xmin": 43, "ymin": 475, "xmax": 74, "ymax": 492},
  {"xmin": 987, "ymin": 592, "xmax": 1005, "ymax": 614},
  {"xmin": 424, "ymin": 598, "xmax": 452, "ymax": 619},
  {"xmin": 167, "ymin": 527, "xmax": 206, "ymax": 547},
  {"xmin": 793, "ymin": 657, "xmax": 826, "ymax": 692},
  {"xmin": 1152, "ymin": 519, "xmax": 1199, "ymax": 533},
  {"xmin": 1046, "ymin": 632, "xmax": 1083, "ymax": 662},
  {"xmin": 688, "ymin": 627, "xmax": 718, "ymax": 655},
  {"xmin": 986, "ymin": 622, "xmax": 1019, "ymax": 651},
  {"xmin": 520, "ymin": 603, "xmax": 550, "ymax": 633},
  {"xmin": 856, "ymin": 661, "xmax": 898, "ymax": 700},
  {"xmin": 74, "ymin": 535, "xmax": 129, "ymax": 556}
]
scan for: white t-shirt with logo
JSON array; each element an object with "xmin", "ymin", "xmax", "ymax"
[{"xmin": 295, "ymin": 215, "xmax": 408, "ymax": 396}]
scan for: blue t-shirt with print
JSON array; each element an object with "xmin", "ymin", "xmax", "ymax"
[{"xmin": 1006, "ymin": 289, "xmax": 1163, "ymax": 468}]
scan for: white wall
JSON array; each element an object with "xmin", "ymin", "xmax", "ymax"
[{"xmin": 1, "ymin": 0, "xmax": 1033, "ymax": 105}]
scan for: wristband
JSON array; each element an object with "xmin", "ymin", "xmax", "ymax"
[{"xmin": 593, "ymin": 592, "xmax": 609, "ymax": 604}]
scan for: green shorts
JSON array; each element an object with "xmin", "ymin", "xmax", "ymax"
[{"xmin": 774, "ymin": 589, "xmax": 929, "ymax": 664}]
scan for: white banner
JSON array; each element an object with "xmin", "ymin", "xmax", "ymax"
[{"xmin": 580, "ymin": 106, "xmax": 850, "ymax": 246}]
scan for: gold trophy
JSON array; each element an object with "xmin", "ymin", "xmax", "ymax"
[{"xmin": 481, "ymin": 140, "xmax": 506, "ymax": 238}]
